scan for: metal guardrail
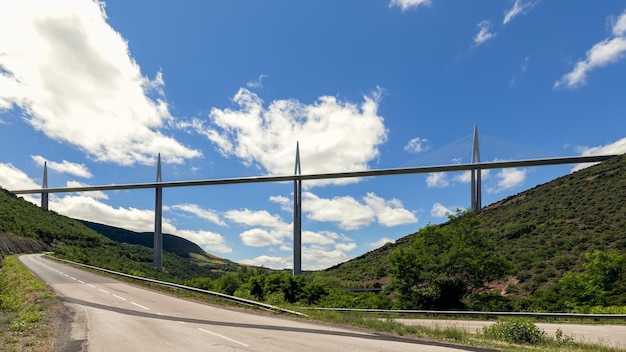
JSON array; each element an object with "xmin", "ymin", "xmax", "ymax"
[
  {"xmin": 303, "ymin": 308, "xmax": 626, "ymax": 320},
  {"xmin": 47, "ymin": 255, "xmax": 308, "ymax": 317},
  {"xmin": 41, "ymin": 256, "xmax": 626, "ymax": 321}
]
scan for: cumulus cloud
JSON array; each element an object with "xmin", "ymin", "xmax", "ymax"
[
  {"xmin": 363, "ymin": 192, "xmax": 418, "ymax": 227},
  {"xmin": 301, "ymin": 191, "xmax": 417, "ymax": 230},
  {"xmin": 426, "ymin": 172, "xmax": 449, "ymax": 188},
  {"xmin": 473, "ymin": 20, "xmax": 496, "ymax": 47},
  {"xmin": 487, "ymin": 168, "xmax": 526, "ymax": 193},
  {"xmin": 185, "ymin": 88, "xmax": 387, "ymax": 186},
  {"xmin": 228, "ymin": 206, "xmax": 357, "ymax": 270},
  {"xmin": 404, "ymin": 137, "xmax": 429, "ymax": 154},
  {"xmin": 555, "ymin": 10, "xmax": 626, "ymax": 89},
  {"xmin": 389, "ymin": 0, "xmax": 431, "ymax": 12},
  {"xmin": 31, "ymin": 155, "xmax": 93, "ymax": 178},
  {"xmin": 0, "ymin": 0, "xmax": 201, "ymax": 165},
  {"xmin": 0, "ymin": 163, "xmax": 41, "ymax": 203},
  {"xmin": 431, "ymin": 202, "xmax": 457, "ymax": 218},
  {"xmin": 503, "ymin": 0, "xmax": 537, "ymax": 25},
  {"xmin": 303, "ymin": 192, "xmax": 375, "ymax": 230},
  {"xmin": 239, "ymin": 255, "xmax": 289, "ymax": 270},
  {"xmin": 571, "ymin": 137, "xmax": 626, "ymax": 172},
  {"xmin": 170, "ymin": 203, "xmax": 227, "ymax": 226}
]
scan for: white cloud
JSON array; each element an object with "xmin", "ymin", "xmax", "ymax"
[
  {"xmin": 473, "ymin": 20, "xmax": 496, "ymax": 47},
  {"xmin": 453, "ymin": 169, "xmax": 491, "ymax": 183},
  {"xmin": 31, "ymin": 155, "xmax": 93, "ymax": 178},
  {"xmin": 571, "ymin": 137, "xmax": 626, "ymax": 172},
  {"xmin": 367, "ymin": 237, "xmax": 395, "ymax": 250},
  {"xmin": 239, "ymin": 228, "xmax": 285, "ymax": 247},
  {"xmin": 187, "ymin": 88, "xmax": 387, "ymax": 186},
  {"xmin": 503, "ymin": 0, "xmax": 537, "ymax": 25},
  {"xmin": 431, "ymin": 202, "xmax": 456, "ymax": 218},
  {"xmin": 0, "ymin": 0, "xmax": 201, "ymax": 165},
  {"xmin": 363, "ymin": 192, "xmax": 417, "ymax": 227},
  {"xmin": 171, "ymin": 203, "xmax": 227, "ymax": 226},
  {"xmin": 404, "ymin": 137, "xmax": 428, "ymax": 154},
  {"xmin": 0, "ymin": 162, "xmax": 41, "ymax": 203},
  {"xmin": 176, "ymin": 229, "xmax": 232, "ymax": 254},
  {"xmin": 225, "ymin": 209, "xmax": 291, "ymax": 247},
  {"xmin": 226, "ymin": 209, "xmax": 287, "ymax": 229},
  {"xmin": 555, "ymin": 10, "xmax": 626, "ymax": 89},
  {"xmin": 303, "ymin": 192, "xmax": 375, "ymax": 230},
  {"xmin": 302, "ymin": 230, "xmax": 336, "ymax": 245},
  {"xmin": 487, "ymin": 168, "xmax": 526, "ymax": 193},
  {"xmin": 239, "ymin": 255, "xmax": 289, "ymax": 270},
  {"xmin": 389, "ymin": 0, "xmax": 431, "ymax": 12},
  {"xmin": 612, "ymin": 10, "xmax": 626, "ymax": 37},
  {"xmin": 426, "ymin": 172, "xmax": 449, "ymax": 188},
  {"xmin": 302, "ymin": 245, "xmax": 353, "ymax": 270},
  {"xmin": 246, "ymin": 74, "xmax": 267, "ymax": 88}
]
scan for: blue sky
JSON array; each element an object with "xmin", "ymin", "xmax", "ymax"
[{"xmin": 1, "ymin": 0, "xmax": 626, "ymax": 270}]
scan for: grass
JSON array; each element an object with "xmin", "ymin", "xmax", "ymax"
[{"xmin": 0, "ymin": 255, "xmax": 58, "ymax": 351}]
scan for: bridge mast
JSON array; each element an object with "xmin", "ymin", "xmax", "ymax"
[
  {"xmin": 41, "ymin": 161, "xmax": 49, "ymax": 210},
  {"xmin": 154, "ymin": 154, "xmax": 163, "ymax": 269},
  {"xmin": 471, "ymin": 125, "xmax": 482, "ymax": 214},
  {"xmin": 293, "ymin": 142, "xmax": 302, "ymax": 275}
]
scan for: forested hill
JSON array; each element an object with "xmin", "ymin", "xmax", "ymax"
[
  {"xmin": 0, "ymin": 188, "xmax": 240, "ymax": 280},
  {"xmin": 325, "ymin": 153, "xmax": 626, "ymax": 293}
]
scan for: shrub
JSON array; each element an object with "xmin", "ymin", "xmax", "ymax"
[{"xmin": 481, "ymin": 319, "xmax": 546, "ymax": 345}]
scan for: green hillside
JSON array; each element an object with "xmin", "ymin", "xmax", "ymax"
[
  {"xmin": 324, "ymin": 154, "xmax": 626, "ymax": 298},
  {"xmin": 0, "ymin": 188, "xmax": 240, "ymax": 280}
]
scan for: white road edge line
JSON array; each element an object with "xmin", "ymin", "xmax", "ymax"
[
  {"xmin": 198, "ymin": 328, "xmax": 250, "ymax": 347},
  {"xmin": 130, "ymin": 302, "xmax": 150, "ymax": 310}
]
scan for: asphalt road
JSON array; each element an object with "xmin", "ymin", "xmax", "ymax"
[{"xmin": 20, "ymin": 254, "xmax": 489, "ymax": 352}]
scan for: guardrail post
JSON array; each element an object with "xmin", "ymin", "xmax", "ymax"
[
  {"xmin": 293, "ymin": 142, "xmax": 302, "ymax": 275},
  {"xmin": 154, "ymin": 154, "xmax": 163, "ymax": 269},
  {"xmin": 41, "ymin": 161, "xmax": 49, "ymax": 210}
]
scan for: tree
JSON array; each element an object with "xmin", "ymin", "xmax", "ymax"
[
  {"xmin": 558, "ymin": 250, "xmax": 624, "ymax": 308},
  {"xmin": 390, "ymin": 211, "xmax": 510, "ymax": 309}
]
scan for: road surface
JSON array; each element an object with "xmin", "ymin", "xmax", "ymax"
[{"xmin": 20, "ymin": 254, "xmax": 488, "ymax": 352}]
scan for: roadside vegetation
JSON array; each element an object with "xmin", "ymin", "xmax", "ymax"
[{"xmin": 0, "ymin": 255, "xmax": 58, "ymax": 351}]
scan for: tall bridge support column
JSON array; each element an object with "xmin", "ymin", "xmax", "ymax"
[
  {"xmin": 154, "ymin": 154, "xmax": 163, "ymax": 269},
  {"xmin": 41, "ymin": 161, "xmax": 49, "ymax": 210},
  {"xmin": 471, "ymin": 125, "xmax": 482, "ymax": 214},
  {"xmin": 293, "ymin": 142, "xmax": 302, "ymax": 275}
]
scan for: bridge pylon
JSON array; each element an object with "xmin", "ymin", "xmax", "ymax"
[
  {"xmin": 471, "ymin": 125, "xmax": 482, "ymax": 214},
  {"xmin": 153, "ymin": 154, "xmax": 163, "ymax": 269},
  {"xmin": 41, "ymin": 161, "xmax": 49, "ymax": 210},
  {"xmin": 293, "ymin": 142, "xmax": 302, "ymax": 275}
]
